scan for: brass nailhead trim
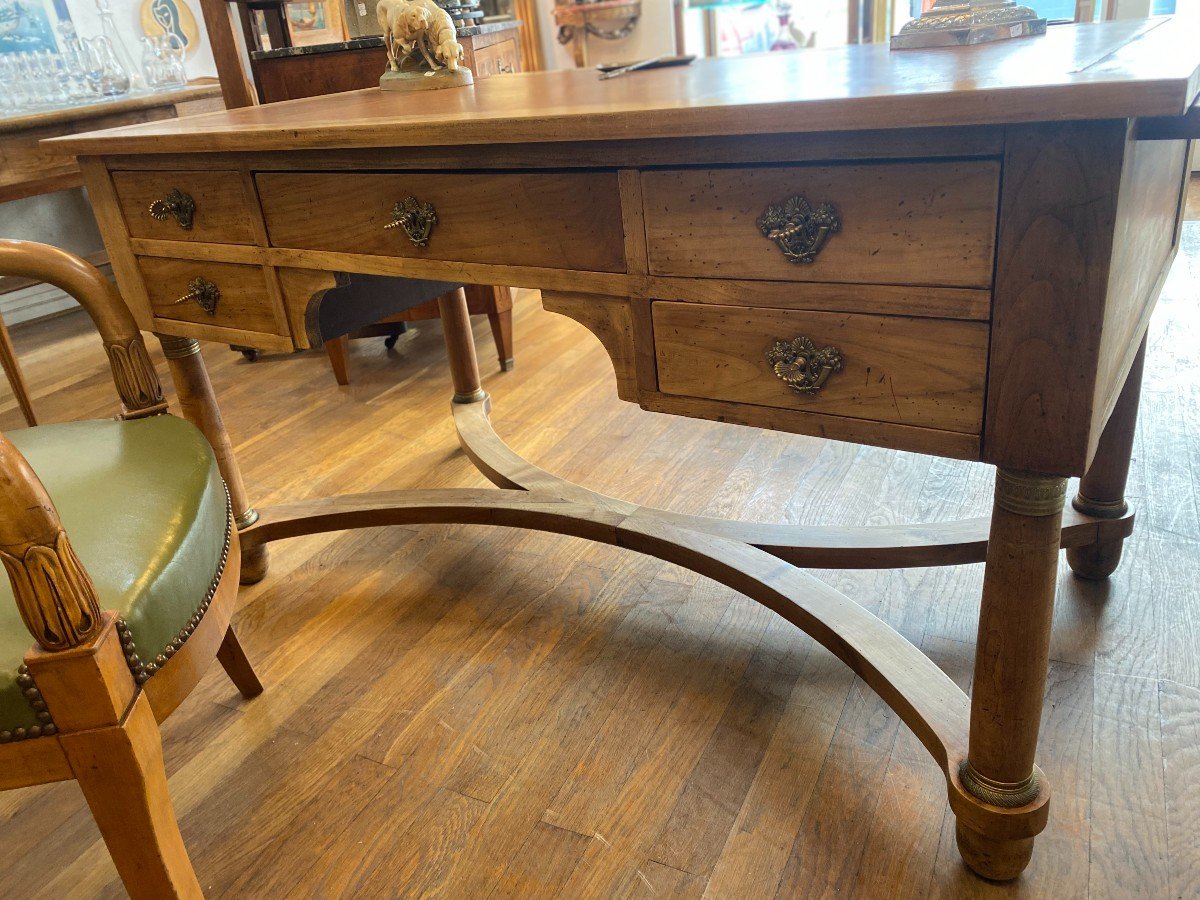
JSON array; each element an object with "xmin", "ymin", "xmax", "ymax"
[
  {"xmin": 0, "ymin": 665, "xmax": 56, "ymax": 743},
  {"xmin": 119, "ymin": 484, "xmax": 232, "ymax": 686},
  {"xmin": 1, "ymin": 487, "xmax": 231, "ymax": 742},
  {"xmin": 159, "ymin": 336, "xmax": 202, "ymax": 359},
  {"xmin": 1071, "ymin": 493, "xmax": 1128, "ymax": 520},
  {"xmin": 994, "ymin": 469, "xmax": 1068, "ymax": 518},
  {"xmin": 959, "ymin": 760, "xmax": 1043, "ymax": 809}
]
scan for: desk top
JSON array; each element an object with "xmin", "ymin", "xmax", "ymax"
[{"xmin": 53, "ymin": 19, "xmax": 1200, "ymax": 155}]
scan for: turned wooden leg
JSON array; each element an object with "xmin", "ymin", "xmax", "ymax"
[
  {"xmin": 324, "ymin": 335, "xmax": 351, "ymax": 386},
  {"xmin": 436, "ymin": 288, "xmax": 485, "ymax": 403},
  {"xmin": 26, "ymin": 614, "xmax": 202, "ymax": 899},
  {"xmin": 216, "ymin": 625, "xmax": 263, "ymax": 698},
  {"xmin": 158, "ymin": 335, "xmax": 269, "ymax": 584},
  {"xmin": 956, "ymin": 469, "xmax": 1066, "ymax": 881},
  {"xmin": 0, "ymin": 312, "xmax": 36, "ymax": 426},
  {"xmin": 1067, "ymin": 337, "xmax": 1145, "ymax": 580}
]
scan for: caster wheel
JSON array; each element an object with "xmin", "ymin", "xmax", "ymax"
[
  {"xmin": 384, "ymin": 335, "xmax": 399, "ymax": 349},
  {"xmin": 230, "ymin": 344, "xmax": 259, "ymax": 362}
]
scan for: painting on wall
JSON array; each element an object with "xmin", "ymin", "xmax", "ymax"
[
  {"xmin": 284, "ymin": 0, "xmax": 345, "ymax": 46},
  {"xmin": 0, "ymin": 0, "xmax": 61, "ymax": 55},
  {"xmin": 140, "ymin": 0, "xmax": 202, "ymax": 57}
]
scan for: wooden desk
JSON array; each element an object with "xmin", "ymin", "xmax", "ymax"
[{"xmin": 52, "ymin": 18, "xmax": 1200, "ymax": 882}]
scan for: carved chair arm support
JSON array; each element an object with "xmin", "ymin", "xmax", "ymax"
[
  {"xmin": 0, "ymin": 434, "xmax": 104, "ymax": 652},
  {"xmin": 0, "ymin": 240, "xmax": 165, "ymax": 418}
]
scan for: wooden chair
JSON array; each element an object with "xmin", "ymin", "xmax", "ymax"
[
  {"xmin": 316, "ymin": 276, "xmax": 515, "ymax": 386},
  {"xmin": 0, "ymin": 309, "xmax": 37, "ymax": 426},
  {"xmin": 0, "ymin": 239, "xmax": 262, "ymax": 899}
]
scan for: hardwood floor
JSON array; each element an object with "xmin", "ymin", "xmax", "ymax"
[{"xmin": 1, "ymin": 217, "xmax": 1199, "ymax": 896}]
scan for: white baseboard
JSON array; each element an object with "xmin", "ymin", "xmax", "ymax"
[
  {"xmin": 0, "ymin": 281, "xmax": 80, "ymax": 327},
  {"xmin": 0, "ymin": 262, "xmax": 113, "ymax": 327}
]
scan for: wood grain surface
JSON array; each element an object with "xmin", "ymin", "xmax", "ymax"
[
  {"xmin": 111, "ymin": 170, "xmax": 258, "ymax": 245},
  {"xmin": 0, "ymin": 83, "xmax": 222, "ymax": 204},
  {"xmin": 0, "ymin": 187, "xmax": 1196, "ymax": 899},
  {"xmin": 984, "ymin": 121, "xmax": 1126, "ymax": 477},
  {"xmin": 47, "ymin": 20, "xmax": 1200, "ymax": 156},
  {"xmin": 641, "ymin": 162, "xmax": 999, "ymax": 288},
  {"xmin": 139, "ymin": 257, "xmax": 283, "ymax": 335},
  {"xmin": 257, "ymin": 172, "xmax": 626, "ymax": 274},
  {"xmin": 652, "ymin": 302, "xmax": 988, "ymax": 434}
]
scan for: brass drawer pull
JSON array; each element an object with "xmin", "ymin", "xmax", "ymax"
[
  {"xmin": 173, "ymin": 277, "xmax": 220, "ymax": 315},
  {"xmin": 757, "ymin": 195, "xmax": 841, "ymax": 264},
  {"xmin": 148, "ymin": 189, "xmax": 196, "ymax": 230},
  {"xmin": 384, "ymin": 196, "xmax": 438, "ymax": 247},
  {"xmin": 766, "ymin": 336, "xmax": 843, "ymax": 395}
]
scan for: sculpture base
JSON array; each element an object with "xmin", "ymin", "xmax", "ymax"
[
  {"xmin": 380, "ymin": 67, "xmax": 474, "ymax": 92},
  {"xmin": 891, "ymin": 2, "xmax": 1045, "ymax": 50}
]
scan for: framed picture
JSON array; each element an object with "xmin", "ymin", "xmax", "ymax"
[
  {"xmin": 140, "ymin": 0, "xmax": 204, "ymax": 58},
  {"xmin": 0, "ymin": 0, "xmax": 61, "ymax": 55},
  {"xmin": 284, "ymin": 0, "xmax": 346, "ymax": 47}
]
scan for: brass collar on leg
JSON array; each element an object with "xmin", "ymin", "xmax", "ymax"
[
  {"xmin": 234, "ymin": 507, "xmax": 260, "ymax": 529},
  {"xmin": 1071, "ymin": 493, "xmax": 1129, "ymax": 519},
  {"xmin": 159, "ymin": 335, "xmax": 202, "ymax": 359},
  {"xmin": 960, "ymin": 760, "xmax": 1044, "ymax": 808},
  {"xmin": 994, "ymin": 469, "xmax": 1067, "ymax": 517}
]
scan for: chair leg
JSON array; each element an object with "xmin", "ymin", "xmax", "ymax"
[
  {"xmin": 0, "ymin": 312, "xmax": 36, "ymax": 426},
  {"xmin": 216, "ymin": 625, "xmax": 263, "ymax": 698},
  {"xmin": 485, "ymin": 290, "xmax": 515, "ymax": 372},
  {"xmin": 324, "ymin": 335, "xmax": 350, "ymax": 386},
  {"xmin": 60, "ymin": 692, "xmax": 203, "ymax": 900}
]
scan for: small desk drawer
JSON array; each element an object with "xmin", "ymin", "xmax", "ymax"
[
  {"xmin": 256, "ymin": 172, "xmax": 626, "ymax": 273},
  {"xmin": 112, "ymin": 170, "xmax": 258, "ymax": 244},
  {"xmin": 652, "ymin": 301, "xmax": 988, "ymax": 433},
  {"xmin": 139, "ymin": 257, "xmax": 283, "ymax": 335},
  {"xmin": 641, "ymin": 161, "xmax": 999, "ymax": 288}
]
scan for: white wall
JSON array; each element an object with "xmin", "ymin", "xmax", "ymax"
[
  {"xmin": 0, "ymin": 190, "xmax": 102, "ymax": 322},
  {"xmin": 64, "ymin": 0, "xmax": 218, "ymax": 80}
]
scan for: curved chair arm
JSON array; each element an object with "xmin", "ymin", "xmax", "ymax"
[
  {"xmin": 0, "ymin": 240, "xmax": 165, "ymax": 418},
  {"xmin": 0, "ymin": 433, "xmax": 104, "ymax": 651}
]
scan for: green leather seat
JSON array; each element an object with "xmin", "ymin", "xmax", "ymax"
[{"xmin": 0, "ymin": 416, "xmax": 228, "ymax": 737}]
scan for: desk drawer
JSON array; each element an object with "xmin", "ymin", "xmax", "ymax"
[
  {"xmin": 256, "ymin": 172, "xmax": 626, "ymax": 273},
  {"xmin": 139, "ymin": 257, "xmax": 283, "ymax": 335},
  {"xmin": 642, "ymin": 162, "xmax": 999, "ymax": 288},
  {"xmin": 113, "ymin": 170, "xmax": 258, "ymax": 244},
  {"xmin": 652, "ymin": 301, "xmax": 987, "ymax": 433}
]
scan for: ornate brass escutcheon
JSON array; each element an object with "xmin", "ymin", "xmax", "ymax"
[
  {"xmin": 756, "ymin": 195, "xmax": 841, "ymax": 264},
  {"xmin": 148, "ymin": 189, "xmax": 196, "ymax": 230},
  {"xmin": 385, "ymin": 196, "xmax": 438, "ymax": 246},
  {"xmin": 766, "ymin": 336, "xmax": 843, "ymax": 395},
  {"xmin": 174, "ymin": 277, "xmax": 220, "ymax": 315}
]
